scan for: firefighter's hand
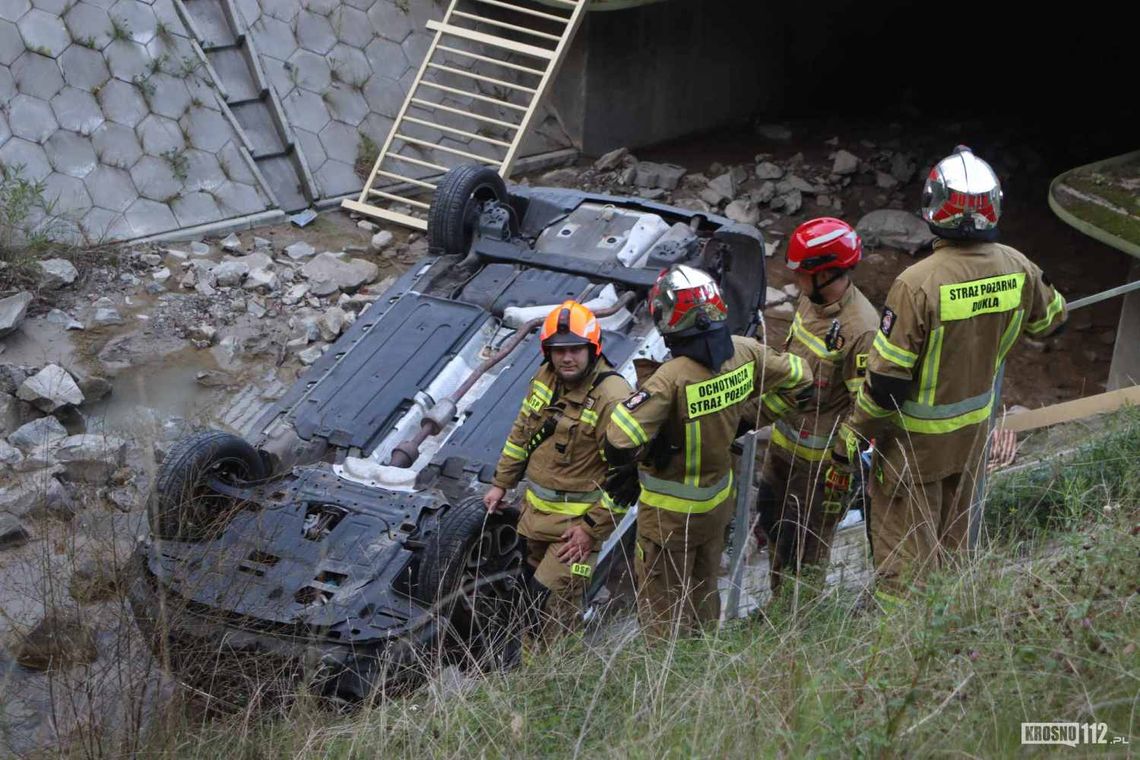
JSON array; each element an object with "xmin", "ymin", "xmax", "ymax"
[
  {"xmin": 483, "ymin": 485, "xmax": 507, "ymax": 513},
  {"xmin": 603, "ymin": 464, "xmax": 641, "ymax": 507},
  {"xmin": 556, "ymin": 525, "xmax": 593, "ymax": 564}
]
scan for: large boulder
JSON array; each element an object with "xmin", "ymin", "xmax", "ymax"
[
  {"xmin": 0, "ymin": 467, "xmax": 66, "ymax": 519},
  {"xmin": 301, "ymin": 253, "xmax": 379, "ymax": 295},
  {"xmin": 8, "ymin": 416, "xmax": 68, "ymax": 454},
  {"xmin": 0, "ymin": 292, "xmax": 34, "ymax": 338},
  {"xmin": 53, "ymin": 434, "xmax": 126, "ymax": 483},
  {"xmin": 37, "ymin": 259, "xmax": 79, "ymax": 289},
  {"xmin": 16, "ymin": 365, "xmax": 84, "ymax": 413},
  {"xmin": 856, "ymin": 209, "xmax": 936, "ymax": 255}
]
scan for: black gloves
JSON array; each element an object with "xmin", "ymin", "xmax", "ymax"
[{"xmin": 603, "ymin": 464, "xmax": 641, "ymax": 508}]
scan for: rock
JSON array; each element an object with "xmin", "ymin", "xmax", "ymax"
[
  {"xmin": 756, "ymin": 124, "xmax": 793, "ymax": 142},
  {"xmin": 16, "ymin": 365, "xmax": 84, "ymax": 413},
  {"xmin": 634, "ymin": 162, "xmax": 686, "ymax": 190},
  {"xmin": 70, "ymin": 558, "xmax": 125, "ymax": 603},
  {"xmin": 91, "ymin": 308, "xmax": 124, "ymax": 327},
  {"xmin": 247, "ymin": 299, "xmax": 267, "ymax": 319},
  {"xmin": 0, "ymin": 393, "xmax": 24, "ymax": 435},
  {"xmin": 370, "ymin": 230, "xmax": 394, "ymax": 252},
  {"xmin": 0, "ymin": 366, "xmax": 28, "ymax": 396},
  {"xmin": 779, "ymin": 190, "xmax": 803, "ymax": 214},
  {"xmin": 242, "ymin": 252, "xmax": 274, "ymax": 271},
  {"xmin": 698, "ymin": 187, "xmax": 727, "ymax": 207},
  {"xmin": 755, "ymin": 161, "xmax": 784, "ymax": 180},
  {"xmin": 37, "ymin": 258, "xmax": 79, "ymax": 289},
  {"xmin": 164, "ymin": 247, "xmax": 189, "ymax": 263},
  {"xmin": 283, "ymin": 241, "xmax": 317, "ymax": 260},
  {"xmin": 138, "ymin": 253, "xmax": 163, "ymax": 267},
  {"xmin": 15, "ymin": 612, "xmax": 98, "ymax": 671},
  {"xmin": 45, "ymin": 309, "xmax": 83, "ymax": 331},
  {"xmin": 540, "ymin": 167, "xmax": 579, "ymax": 186},
  {"xmin": 766, "ymin": 301, "xmax": 795, "ymax": 317},
  {"xmin": 8, "ymin": 416, "xmax": 68, "ymax": 453},
  {"xmin": 282, "ymin": 283, "xmax": 310, "ymax": 305},
  {"xmin": 0, "ymin": 514, "xmax": 30, "ymax": 549},
  {"xmin": 243, "ymin": 268, "xmax": 278, "ymax": 293},
  {"xmin": 707, "ymin": 172, "xmax": 738, "ymax": 203},
  {"xmin": 107, "ymin": 486, "xmax": 141, "ymax": 513},
  {"xmin": 180, "ymin": 271, "xmax": 196, "ymax": 289},
  {"xmin": 752, "ymin": 181, "xmax": 777, "ymax": 204},
  {"xmin": 889, "ymin": 153, "xmax": 915, "ymax": 184},
  {"xmin": 298, "ymin": 345, "xmax": 323, "ymax": 365},
  {"xmin": 196, "ymin": 279, "xmax": 217, "ymax": 297},
  {"xmin": 54, "ymin": 434, "xmax": 127, "ymax": 483},
  {"xmin": 0, "ymin": 439, "xmax": 22, "ymax": 467},
  {"xmin": 143, "ymin": 282, "xmax": 164, "ymax": 295},
  {"xmin": 211, "ymin": 260, "xmax": 249, "ymax": 287},
  {"xmin": 318, "ymin": 307, "xmax": 347, "ymax": 341},
  {"xmin": 617, "ymin": 166, "xmax": 636, "ymax": 186},
  {"xmin": 638, "ymin": 188, "xmax": 667, "ymax": 201},
  {"xmin": 780, "ymin": 175, "xmax": 817, "ymax": 195},
  {"xmin": 0, "ymin": 292, "xmax": 34, "ymax": 338},
  {"xmin": 74, "ymin": 374, "xmax": 111, "ymax": 403},
  {"xmin": 189, "ymin": 241, "xmax": 211, "ymax": 257},
  {"xmin": 724, "ymin": 199, "xmax": 761, "ymax": 225},
  {"xmin": 876, "ymin": 172, "xmax": 899, "ymax": 190},
  {"xmin": 0, "ymin": 467, "xmax": 65, "ymax": 518},
  {"xmin": 301, "ymin": 253, "xmax": 379, "ymax": 294},
  {"xmin": 356, "ymin": 220, "xmax": 378, "ymax": 233},
  {"xmin": 152, "ymin": 266, "xmax": 172, "ymax": 283},
  {"xmin": 188, "ymin": 324, "xmax": 216, "ymax": 347},
  {"xmin": 594, "ymin": 147, "xmax": 629, "ymax": 172},
  {"xmin": 221, "ymin": 233, "xmax": 242, "ymax": 252},
  {"xmin": 832, "ymin": 150, "xmax": 860, "ymax": 175},
  {"xmin": 856, "ymin": 209, "xmax": 935, "ymax": 254}
]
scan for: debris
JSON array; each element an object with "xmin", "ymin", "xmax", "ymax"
[
  {"xmin": 0, "ymin": 515, "xmax": 30, "ymax": 550},
  {"xmin": 780, "ymin": 175, "xmax": 817, "ymax": 195},
  {"xmin": 282, "ymin": 283, "xmax": 310, "ymax": 305},
  {"xmin": 221, "ymin": 233, "xmax": 242, "ymax": 252},
  {"xmin": 318, "ymin": 307, "xmax": 347, "ymax": 341},
  {"xmin": 188, "ymin": 324, "xmax": 217, "ymax": 347},
  {"xmin": 298, "ymin": 345, "xmax": 323, "ymax": 365},
  {"xmin": 755, "ymin": 161, "xmax": 784, "ymax": 180},
  {"xmin": 189, "ymin": 241, "xmax": 212, "ymax": 257},
  {"xmin": 356, "ymin": 220, "xmax": 378, "ymax": 233},
  {"xmin": 15, "ymin": 612, "xmax": 98, "ymax": 671},
  {"xmin": 856, "ymin": 209, "xmax": 935, "ymax": 254},
  {"xmin": 211, "ymin": 260, "xmax": 249, "ymax": 287},
  {"xmin": 289, "ymin": 208, "xmax": 318, "ymax": 227},
  {"xmin": 890, "ymin": 153, "xmax": 916, "ymax": 184},
  {"xmin": 766, "ymin": 301, "xmax": 795, "ymax": 317},
  {"xmin": 541, "ymin": 167, "xmax": 580, "ymax": 186},
  {"xmin": 634, "ymin": 162, "xmax": 686, "ymax": 190},
  {"xmin": 45, "ymin": 309, "xmax": 84, "ymax": 330},
  {"xmin": 707, "ymin": 172, "xmax": 738, "ymax": 203},
  {"xmin": 8, "ymin": 416, "xmax": 68, "ymax": 453},
  {"xmin": 243, "ymin": 268, "xmax": 278, "ymax": 293},
  {"xmin": 284, "ymin": 241, "xmax": 317, "ymax": 260},
  {"xmin": 54, "ymin": 434, "xmax": 127, "ymax": 483},
  {"xmin": 370, "ymin": 230, "xmax": 394, "ymax": 252},
  {"xmin": 37, "ymin": 259, "xmax": 79, "ymax": 289},
  {"xmin": 594, "ymin": 147, "xmax": 630, "ymax": 172},
  {"xmin": 774, "ymin": 190, "xmax": 802, "ymax": 214},
  {"xmin": 831, "ymin": 150, "xmax": 860, "ymax": 175},
  {"xmin": 0, "ymin": 439, "xmax": 22, "ymax": 467},
  {"xmin": 752, "ymin": 181, "xmax": 777, "ymax": 204},
  {"xmin": 724, "ymin": 199, "xmax": 761, "ymax": 225},
  {"xmin": 16, "ymin": 365, "xmax": 84, "ymax": 412},
  {"xmin": 91, "ymin": 308, "xmax": 124, "ymax": 327},
  {"xmin": 0, "ymin": 292, "xmax": 34, "ymax": 338},
  {"xmin": 301, "ymin": 253, "xmax": 379, "ymax": 294},
  {"xmin": 152, "ymin": 267, "xmax": 172, "ymax": 283},
  {"xmin": 875, "ymin": 172, "xmax": 899, "ymax": 190}
]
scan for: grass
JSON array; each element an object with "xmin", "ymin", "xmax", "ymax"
[
  {"xmin": 0, "ymin": 163, "xmax": 74, "ymax": 288},
  {"xmin": 128, "ymin": 409, "xmax": 1139, "ymax": 758},
  {"xmin": 355, "ymin": 133, "xmax": 380, "ymax": 180}
]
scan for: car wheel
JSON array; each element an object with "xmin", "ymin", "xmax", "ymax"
[
  {"xmin": 427, "ymin": 164, "xmax": 508, "ymax": 257},
  {"xmin": 416, "ymin": 497, "xmax": 524, "ymax": 670},
  {"xmin": 149, "ymin": 430, "xmax": 268, "ymax": 541}
]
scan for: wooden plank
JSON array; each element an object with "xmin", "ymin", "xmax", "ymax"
[
  {"xmin": 394, "ymin": 133, "xmax": 500, "ymax": 165},
  {"xmin": 409, "ymin": 98, "xmax": 520, "ymax": 130},
  {"xmin": 426, "ymin": 62, "xmax": 538, "ymax": 94},
  {"xmin": 418, "ymin": 80, "xmax": 529, "ymax": 111},
  {"xmin": 997, "ymin": 385, "xmax": 1140, "ymax": 433},
  {"xmin": 367, "ymin": 189, "xmax": 431, "ymax": 209},
  {"xmin": 452, "ymin": 10, "xmax": 563, "ymax": 42},
  {"xmin": 470, "ymin": 0, "xmax": 571, "ymax": 24},
  {"xmin": 436, "ymin": 44, "xmax": 546, "ymax": 77},
  {"xmin": 426, "ymin": 20, "xmax": 555, "ymax": 60},
  {"xmin": 386, "ymin": 153, "xmax": 449, "ymax": 173},
  {"xmin": 374, "ymin": 169, "xmax": 438, "ymax": 190},
  {"xmin": 341, "ymin": 199, "xmax": 428, "ymax": 231},
  {"xmin": 403, "ymin": 115, "xmax": 513, "ymax": 147}
]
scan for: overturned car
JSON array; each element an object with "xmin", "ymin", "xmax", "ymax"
[{"xmin": 129, "ymin": 165, "xmax": 768, "ymax": 702}]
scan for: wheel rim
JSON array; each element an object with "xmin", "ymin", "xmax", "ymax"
[{"xmin": 459, "ymin": 183, "xmax": 505, "ymax": 246}]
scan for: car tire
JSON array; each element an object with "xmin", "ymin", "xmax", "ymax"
[
  {"xmin": 427, "ymin": 164, "xmax": 508, "ymax": 257},
  {"xmin": 149, "ymin": 430, "xmax": 268, "ymax": 541},
  {"xmin": 416, "ymin": 497, "xmax": 523, "ymax": 669}
]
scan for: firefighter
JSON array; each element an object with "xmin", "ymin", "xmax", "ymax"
[
  {"xmin": 830, "ymin": 146, "xmax": 1067, "ymax": 603},
  {"xmin": 754, "ymin": 217, "xmax": 879, "ymax": 596},
  {"xmin": 484, "ymin": 300, "xmax": 633, "ymax": 637},
  {"xmin": 602, "ymin": 265, "xmax": 814, "ymax": 637}
]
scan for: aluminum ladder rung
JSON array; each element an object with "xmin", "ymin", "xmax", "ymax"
[
  {"xmin": 435, "ymin": 45, "xmax": 546, "ymax": 77},
  {"xmin": 452, "ymin": 10, "xmax": 563, "ymax": 42},
  {"xmin": 426, "ymin": 20, "xmax": 555, "ymax": 60},
  {"xmin": 426, "ymin": 62, "xmax": 538, "ymax": 94}
]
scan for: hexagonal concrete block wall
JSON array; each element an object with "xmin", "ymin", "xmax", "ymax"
[{"xmin": 0, "ymin": 0, "xmax": 271, "ymax": 243}]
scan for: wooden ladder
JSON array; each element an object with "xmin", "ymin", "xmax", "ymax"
[{"xmin": 342, "ymin": 0, "xmax": 587, "ymax": 230}]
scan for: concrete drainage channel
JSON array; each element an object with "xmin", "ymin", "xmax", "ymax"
[{"xmin": 175, "ymin": 0, "xmax": 317, "ymax": 213}]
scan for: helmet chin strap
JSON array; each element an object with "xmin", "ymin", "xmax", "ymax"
[{"xmin": 808, "ymin": 270, "xmax": 846, "ymax": 305}]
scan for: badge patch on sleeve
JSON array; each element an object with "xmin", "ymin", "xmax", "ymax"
[
  {"xmin": 880, "ymin": 308, "xmax": 896, "ymax": 337},
  {"xmin": 622, "ymin": 390, "xmax": 650, "ymax": 411}
]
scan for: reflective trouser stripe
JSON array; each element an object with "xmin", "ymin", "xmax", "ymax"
[
  {"xmin": 1025, "ymin": 290, "xmax": 1065, "ymax": 335},
  {"xmin": 611, "ymin": 404, "xmax": 649, "ymax": 446},
  {"xmin": 502, "ymin": 440, "xmax": 528, "ymax": 460},
  {"xmin": 874, "ymin": 331, "xmax": 918, "ymax": 369},
  {"xmin": 770, "ymin": 423, "xmax": 830, "ymax": 462},
  {"xmin": 684, "ymin": 420, "xmax": 701, "ymax": 487},
  {"xmin": 638, "ymin": 471, "xmax": 733, "ymax": 514},
  {"xmin": 899, "ymin": 390, "xmax": 993, "ymax": 434},
  {"xmin": 916, "ymin": 326, "xmax": 943, "ymax": 407}
]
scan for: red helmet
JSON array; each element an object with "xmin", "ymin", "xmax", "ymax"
[
  {"xmin": 785, "ymin": 217, "xmax": 862, "ymax": 274},
  {"xmin": 648, "ymin": 264, "xmax": 728, "ymax": 337},
  {"xmin": 539, "ymin": 300, "xmax": 602, "ymax": 359}
]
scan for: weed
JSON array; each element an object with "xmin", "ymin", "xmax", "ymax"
[
  {"xmin": 355, "ymin": 133, "xmax": 379, "ymax": 179},
  {"xmin": 161, "ymin": 149, "xmax": 189, "ymax": 182},
  {"xmin": 109, "ymin": 16, "xmax": 130, "ymax": 42},
  {"xmin": 0, "ymin": 164, "xmax": 72, "ymax": 287},
  {"xmin": 75, "ymin": 35, "xmax": 98, "ymax": 49}
]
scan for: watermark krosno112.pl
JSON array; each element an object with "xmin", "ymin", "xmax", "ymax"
[{"xmin": 1021, "ymin": 722, "xmax": 1130, "ymax": 747}]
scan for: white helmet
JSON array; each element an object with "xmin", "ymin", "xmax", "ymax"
[{"xmin": 922, "ymin": 146, "xmax": 1002, "ymax": 239}]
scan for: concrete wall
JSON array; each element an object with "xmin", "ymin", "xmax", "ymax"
[
  {"xmin": 549, "ymin": 0, "xmax": 784, "ymax": 156},
  {"xmin": 0, "ymin": 0, "xmax": 273, "ymax": 244}
]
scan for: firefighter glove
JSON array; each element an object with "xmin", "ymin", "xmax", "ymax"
[{"xmin": 603, "ymin": 464, "xmax": 641, "ymax": 508}]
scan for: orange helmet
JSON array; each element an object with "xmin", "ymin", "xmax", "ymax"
[{"xmin": 539, "ymin": 301, "xmax": 601, "ymax": 360}]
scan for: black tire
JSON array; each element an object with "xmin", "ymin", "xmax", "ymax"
[
  {"xmin": 150, "ymin": 430, "xmax": 267, "ymax": 541},
  {"xmin": 416, "ymin": 497, "xmax": 523, "ymax": 669},
  {"xmin": 427, "ymin": 165, "xmax": 508, "ymax": 256}
]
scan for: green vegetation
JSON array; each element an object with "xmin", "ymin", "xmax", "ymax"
[
  {"xmin": 355, "ymin": 133, "xmax": 380, "ymax": 180},
  {"xmin": 0, "ymin": 163, "xmax": 71, "ymax": 287},
  {"xmin": 135, "ymin": 410, "xmax": 1139, "ymax": 758}
]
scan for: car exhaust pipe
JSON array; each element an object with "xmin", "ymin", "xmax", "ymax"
[{"xmin": 389, "ymin": 292, "xmax": 637, "ymax": 468}]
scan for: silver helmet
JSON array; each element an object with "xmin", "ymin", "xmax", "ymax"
[
  {"xmin": 922, "ymin": 145, "xmax": 1002, "ymax": 238},
  {"xmin": 648, "ymin": 264, "xmax": 728, "ymax": 337}
]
